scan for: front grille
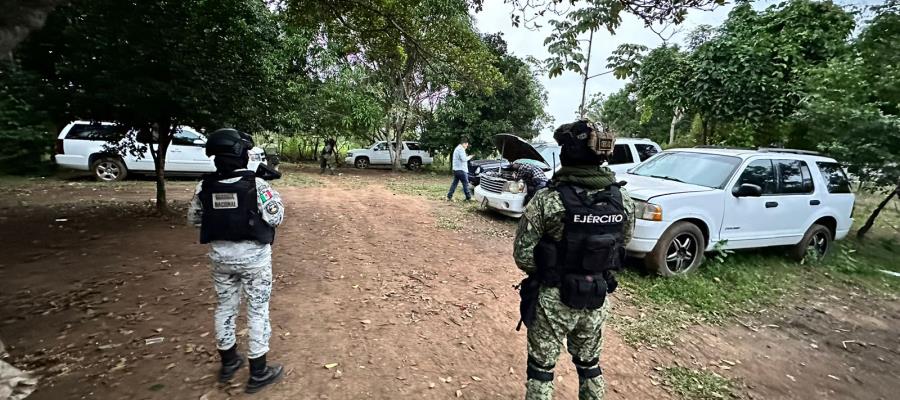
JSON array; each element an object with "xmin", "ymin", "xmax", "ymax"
[{"xmin": 480, "ymin": 176, "xmax": 505, "ymax": 194}]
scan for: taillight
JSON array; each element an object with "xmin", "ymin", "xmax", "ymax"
[{"xmin": 55, "ymin": 139, "xmax": 65, "ymax": 155}]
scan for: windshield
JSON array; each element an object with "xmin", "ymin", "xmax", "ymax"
[
  {"xmin": 630, "ymin": 151, "xmax": 742, "ymax": 188},
  {"xmin": 536, "ymin": 145, "xmax": 561, "ymax": 170}
]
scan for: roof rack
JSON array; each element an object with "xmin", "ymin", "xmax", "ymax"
[
  {"xmin": 693, "ymin": 145, "xmax": 754, "ymax": 150},
  {"xmin": 757, "ymin": 147, "xmax": 821, "ymax": 155}
]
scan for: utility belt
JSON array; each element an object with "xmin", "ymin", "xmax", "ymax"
[{"xmin": 537, "ymin": 238, "xmax": 609, "ymax": 310}]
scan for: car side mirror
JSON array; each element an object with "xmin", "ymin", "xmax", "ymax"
[
  {"xmin": 732, "ymin": 183, "xmax": 763, "ymax": 197},
  {"xmin": 193, "ymin": 139, "xmax": 205, "ymax": 146}
]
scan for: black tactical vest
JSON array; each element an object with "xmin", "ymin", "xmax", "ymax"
[
  {"xmin": 534, "ymin": 183, "xmax": 627, "ymax": 309},
  {"xmin": 199, "ymin": 170, "xmax": 275, "ymax": 244}
]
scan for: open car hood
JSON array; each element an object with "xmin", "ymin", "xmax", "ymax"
[{"xmin": 493, "ymin": 134, "xmax": 544, "ymax": 163}]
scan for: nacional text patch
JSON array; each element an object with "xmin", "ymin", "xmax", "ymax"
[{"xmin": 212, "ymin": 193, "xmax": 239, "ymax": 209}]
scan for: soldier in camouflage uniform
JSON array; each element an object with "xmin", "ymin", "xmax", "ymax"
[
  {"xmin": 513, "ymin": 120, "xmax": 634, "ymax": 400},
  {"xmin": 188, "ymin": 129, "xmax": 285, "ymax": 394}
]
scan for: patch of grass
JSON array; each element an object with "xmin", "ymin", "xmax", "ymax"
[
  {"xmin": 385, "ymin": 174, "xmax": 450, "ymax": 200},
  {"xmin": 278, "ymin": 171, "xmax": 324, "ymax": 187},
  {"xmin": 661, "ymin": 366, "xmax": 737, "ymax": 400}
]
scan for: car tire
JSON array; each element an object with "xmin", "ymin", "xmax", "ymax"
[
  {"xmin": 645, "ymin": 221, "xmax": 705, "ymax": 276},
  {"xmin": 354, "ymin": 157, "xmax": 369, "ymax": 169},
  {"xmin": 406, "ymin": 157, "xmax": 422, "ymax": 170},
  {"xmin": 91, "ymin": 157, "xmax": 128, "ymax": 182},
  {"xmin": 789, "ymin": 224, "xmax": 832, "ymax": 263}
]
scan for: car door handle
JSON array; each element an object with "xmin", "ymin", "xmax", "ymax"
[
  {"xmin": 765, "ymin": 201, "xmax": 778, "ymax": 208},
  {"xmin": 810, "ymin": 200, "xmax": 821, "ymax": 206}
]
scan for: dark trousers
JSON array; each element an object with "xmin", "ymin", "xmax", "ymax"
[{"xmin": 447, "ymin": 170, "xmax": 471, "ymax": 200}]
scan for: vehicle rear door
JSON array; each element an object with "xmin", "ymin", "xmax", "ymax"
[
  {"xmin": 770, "ymin": 159, "xmax": 818, "ymax": 241},
  {"xmin": 720, "ymin": 158, "xmax": 792, "ymax": 248}
]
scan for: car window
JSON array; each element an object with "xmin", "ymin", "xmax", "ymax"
[
  {"xmin": 776, "ymin": 159, "xmax": 814, "ymax": 194},
  {"xmin": 405, "ymin": 142, "xmax": 421, "ymax": 151},
  {"xmin": 736, "ymin": 159, "xmax": 777, "ymax": 194},
  {"xmin": 65, "ymin": 124, "xmax": 126, "ymax": 141},
  {"xmin": 635, "ymin": 144, "xmax": 659, "ymax": 161},
  {"xmin": 609, "ymin": 144, "xmax": 634, "ymax": 164},
  {"xmin": 537, "ymin": 146, "xmax": 561, "ymax": 169},
  {"xmin": 373, "ymin": 142, "xmax": 388, "ymax": 151},
  {"xmin": 631, "ymin": 151, "xmax": 743, "ymax": 188},
  {"xmin": 171, "ymin": 128, "xmax": 203, "ymax": 146},
  {"xmin": 816, "ymin": 162, "xmax": 852, "ymax": 193}
]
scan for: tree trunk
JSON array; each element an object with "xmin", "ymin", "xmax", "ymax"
[
  {"xmin": 857, "ymin": 183, "xmax": 899, "ymax": 239},
  {"xmin": 152, "ymin": 118, "xmax": 172, "ymax": 214},
  {"xmin": 669, "ymin": 107, "xmax": 684, "ymax": 145},
  {"xmin": 700, "ymin": 118, "xmax": 709, "ymax": 146}
]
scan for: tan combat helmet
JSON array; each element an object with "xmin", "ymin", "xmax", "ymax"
[{"xmin": 582, "ymin": 120, "xmax": 615, "ymax": 157}]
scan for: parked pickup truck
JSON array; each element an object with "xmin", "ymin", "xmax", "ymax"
[
  {"xmin": 345, "ymin": 141, "xmax": 433, "ymax": 170},
  {"xmin": 54, "ymin": 121, "xmax": 267, "ymax": 181}
]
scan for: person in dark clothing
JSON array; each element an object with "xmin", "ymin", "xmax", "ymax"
[
  {"xmin": 511, "ymin": 160, "xmax": 550, "ymax": 205},
  {"xmin": 320, "ymin": 138, "xmax": 337, "ymax": 175}
]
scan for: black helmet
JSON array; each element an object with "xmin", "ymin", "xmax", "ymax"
[
  {"xmin": 553, "ymin": 119, "xmax": 615, "ymax": 166},
  {"xmin": 205, "ymin": 128, "xmax": 254, "ymax": 158}
]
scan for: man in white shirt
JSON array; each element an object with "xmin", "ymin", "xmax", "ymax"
[{"xmin": 447, "ymin": 136, "xmax": 472, "ymax": 201}]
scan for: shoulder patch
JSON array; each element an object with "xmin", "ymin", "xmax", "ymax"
[
  {"xmin": 258, "ymin": 189, "xmax": 274, "ymax": 203},
  {"xmin": 265, "ymin": 201, "xmax": 281, "ymax": 215}
]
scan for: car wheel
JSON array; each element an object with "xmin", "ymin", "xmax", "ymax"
[
  {"xmin": 91, "ymin": 157, "xmax": 128, "ymax": 182},
  {"xmin": 789, "ymin": 224, "xmax": 832, "ymax": 263},
  {"xmin": 354, "ymin": 157, "xmax": 369, "ymax": 169},
  {"xmin": 645, "ymin": 221, "xmax": 705, "ymax": 276},
  {"xmin": 407, "ymin": 157, "xmax": 422, "ymax": 170}
]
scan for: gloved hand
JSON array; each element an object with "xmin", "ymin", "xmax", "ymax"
[{"xmin": 604, "ymin": 271, "xmax": 618, "ymax": 294}]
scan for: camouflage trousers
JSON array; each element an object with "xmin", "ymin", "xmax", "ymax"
[
  {"xmin": 211, "ymin": 257, "xmax": 273, "ymax": 359},
  {"xmin": 525, "ymin": 287, "xmax": 610, "ymax": 400}
]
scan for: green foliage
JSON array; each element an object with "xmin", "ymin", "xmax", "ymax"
[
  {"xmin": 18, "ymin": 0, "xmax": 281, "ymax": 132},
  {"xmin": 0, "ymin": 65, "xmax": 53, "ymax": 172},
  {"xmin": 421, "ymin": 34, "xmax": 550, "ymax": 156},
  {"xmin": 797, "ymin": 1, "xmax": 900, "ymax": 188},
  {"xmin": 585, "ymin": 86, "xmax": 678, "ymax": 144}
]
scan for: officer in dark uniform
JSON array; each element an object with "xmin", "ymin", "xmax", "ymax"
[
  {"xmin": 513, "ymin": 120, "xmax": 634, "ymax": 400},
  {"xmin": 188, "ymin": 128, "xmax": 285, "ymax": 394}
]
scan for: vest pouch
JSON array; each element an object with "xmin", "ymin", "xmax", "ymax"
[
  {"xmin": 559, "ymin": 273, "xmax": 607, "ymax": 310},
  {"xmin": 581, "ymin": 234, "xmax": 616, "ymax": 273},
  {"xmin": 535, "ymin": 238, "xmax": 560, "ymax": 285}
]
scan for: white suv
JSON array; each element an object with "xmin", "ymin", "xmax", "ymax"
[
  {"xmin": 345, "ymin": 141, "xmax": 433, "ymax": 169},
  {"xmin": 54, "ymin": 121, "xmax": 266, "ymax": 181},
  {"xmin": 623, "ymin": 148, "xmax": 855, "ymax": 275}
]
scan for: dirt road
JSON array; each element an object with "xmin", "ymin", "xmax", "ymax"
[{"xmin": 1, "ymin": 170, "xmax": 897, "ymax": 399}]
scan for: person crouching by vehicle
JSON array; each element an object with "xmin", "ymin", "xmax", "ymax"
[
  {"xmin": 187, "ymin": 128, "xmax": 285, "ymax": 394},
  {"xmin": 513, "ymin": 120, "xmax": 634, "ymax": 400},
  {"xmin": 510, "ymin": 160, "xmax": 549, "ymax": 205}
]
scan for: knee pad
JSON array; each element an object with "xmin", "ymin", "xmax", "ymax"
[
  {"xmin": 573, "ymin": 356, "xmax": 602, "ymax": 380},
  {"xmin": 526, "ymin": 355, "xmax": 555, "ymax": 382}
]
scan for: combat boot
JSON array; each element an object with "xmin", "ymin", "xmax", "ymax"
[
  {"xmin": 217, "ymin": 345, "xmax": 244, "ymax": 383},
  {"xmin": 245, "ymin": 354, "xmax": 284, "ymax": 394}
]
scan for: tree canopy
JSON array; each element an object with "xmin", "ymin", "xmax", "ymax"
[{"xmin": 421, "ymin": 34, "xmax": 550, "ymax": 157}]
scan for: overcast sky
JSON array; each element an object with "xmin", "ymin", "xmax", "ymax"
[{"xmin": 470, "ymin": 1, "xmax": 762, "ymax": 141}]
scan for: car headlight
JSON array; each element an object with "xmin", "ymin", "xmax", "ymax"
[
  {"xmin": 475, "ymin": 166, "xmax": 482, "ymax": 174},
  {"xmin": 635, "ymin": 200, "xmax": 663, "ymax": 221},
  {"xmin": 347, "ymin": 152, "xmax": 353, "ymax": 158},
  {"xmin": 503, "ymin": 180, "xmax": 526, "ymax": 193},
  {"xmin": 249, "ymin": 153, "xmax": 262, "ymax": 161}
]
